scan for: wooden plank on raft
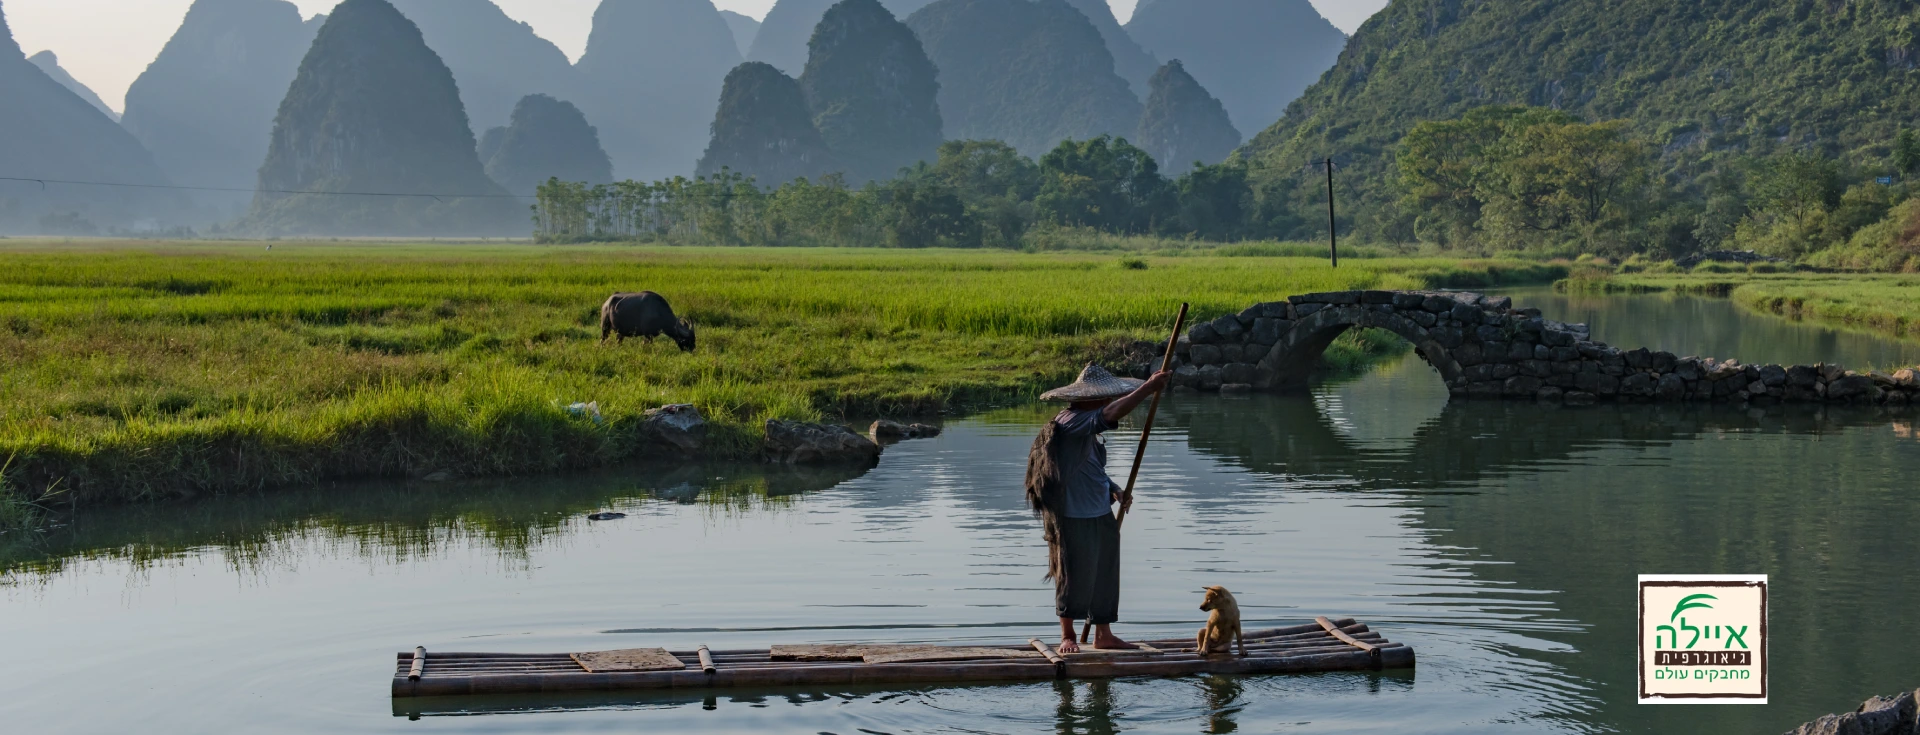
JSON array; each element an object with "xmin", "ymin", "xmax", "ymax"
[
  {"xmin": 861, "ymin": 646, "xmax": 1042, "ymax": 665},
  {"xmin": 570, "ymin": 648, "xmax": 686, "ymax": 673},
  {"xmin": 1314, "ymin": 616, "xmax": 1379, "ymax": 651},
  {"xmin": 1029, "ymin": 639, "xmax": 1066, "ymax": 666}
]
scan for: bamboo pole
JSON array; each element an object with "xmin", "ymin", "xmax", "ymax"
[
  {"xmin": 408, "ymin": 647, "xmax": 426, "ymax": 681},
  {"xmin": 697, "ymin": 646, "xmax": 716, "ymax": 675},
  {"xmin": 1083, "ymin": 303, "xmax": 1189, "ymax": 646}
]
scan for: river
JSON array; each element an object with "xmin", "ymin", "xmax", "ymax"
[{"xmin": 3, "ymin": 289, "xmax": 1917, "ymax": 733}]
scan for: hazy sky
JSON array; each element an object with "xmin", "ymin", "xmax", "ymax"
[{"xmin": 7, "ymin": 0, "xmax": 1388, "ymax": 114}]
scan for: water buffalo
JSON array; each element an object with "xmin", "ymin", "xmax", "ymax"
[{"xmin": 600, "ymin": 291, "xmax": 696, "ymax": 351}]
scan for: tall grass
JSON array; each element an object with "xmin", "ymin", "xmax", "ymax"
[{"xmin": 0, "ymin": 240, "xmax": 1564, "ymax": 506}]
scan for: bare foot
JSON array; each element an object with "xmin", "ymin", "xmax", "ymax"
[
  {"xmin": 1092, "ymin": 633, "xmax": 1137, "ymax": 650},
  {"xmin": 1058, "ymin": 637, "xmax": 1081, "ymax": 654}
]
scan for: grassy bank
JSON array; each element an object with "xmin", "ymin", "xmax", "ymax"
[
  {"xmin": 1560, "ymin": 268, "xmax": 1920, "ymax": 341},
  {"xmin": 0, "ymin": 240, "xmax": 1563, "ymax": 510}
]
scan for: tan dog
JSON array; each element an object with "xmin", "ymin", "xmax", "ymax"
[{"xmin": 1196, "ymin": 586, "xmax": 1245, "ymax": 656}]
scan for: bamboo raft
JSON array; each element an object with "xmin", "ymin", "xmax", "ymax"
[{"xmin": 391, "ymin": 616, "xmax": 1413, "ymax": 698}]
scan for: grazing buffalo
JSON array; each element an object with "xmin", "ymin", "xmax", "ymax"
[{"xmin": 600, "ymin": 291, "xmax": 696, "ymax": 351}]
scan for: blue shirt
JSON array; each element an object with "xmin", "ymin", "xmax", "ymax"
[{"xmin": 1052, "ymin": 408, "xmax": 1120, "ymax": 519}]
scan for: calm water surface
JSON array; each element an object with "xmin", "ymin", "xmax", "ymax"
[{"xmin": 3, "ymin": 290, "xmax": 1917, "ymax": 734}]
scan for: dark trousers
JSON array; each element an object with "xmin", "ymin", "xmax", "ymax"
[{"xmin": 1054, "ymin": 513, "xmax": 1121, "ymax": 624}]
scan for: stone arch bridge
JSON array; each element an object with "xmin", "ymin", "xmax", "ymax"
[{"xmin": 1154, "ymin": 290, "xmax": 1917, "ymax": 406}]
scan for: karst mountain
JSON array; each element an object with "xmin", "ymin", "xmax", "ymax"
[
  {"xmin": 575, "ymin": 0, "xmax": 742, "ymax": 181},
  {"xmin": 1125, "ymin": 0, "xmax": 1346, "ymax": 134},
  {"xmin": 1137, "ymin": 59, "xmax": 1240, "ymax": 171},
  {"xmin": 27, "ymin": 51, "xmax": 118, "ymax": 122},
  {"xmin": 120, "ymin": 0, "xmax": 320, "ymax": 211},
  {"xmin": 0, "ymin": 0, "xmax": 180, "ymax": 231},
  {"xmin": 697, "ymin": 62, "xmax": 839, "ymax": 185},
  {"xmin": 483, "ymin": 94, "xmax": 614, "ymax": 196},
  {"xmin": 904, "ymin": 0, "xmax": 1140, "ymax": 157},
  {"xmin": 239, "ymin": 0, "xmax": 513, "ymax": 236},
  {"xmin": 719, "ymin": 10, "xmax": 760, "ymax": 56},
  {"xmin": 387, "ymin": 0, "xmax": 577, "ymax": 133},
  {"xmin": 1241, "ymin": 0, "xmax": 1920, "ymax": 238},
  {"xmin": 799, "ymin": 0, "xmax": 942, "ymax": 184}
]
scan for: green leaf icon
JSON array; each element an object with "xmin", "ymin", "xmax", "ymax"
[{"xmin": 1670, "ymin": 594, "xmax": 1717, "ymax": 621}]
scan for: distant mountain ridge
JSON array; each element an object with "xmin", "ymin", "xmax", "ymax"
[
  {"xmin": 1125, "ymin": 0, "xmax": 1346, "ymax": 134},
  {"xmin": 0, "ymin": 0, "xmax": 181, "ymax": 230},
  {"xmin": 121, "ymin": 0, "xmax": 319, "ymax": 210},
  {"xmin": 241, "ymin": 0, "xmax": 514, "ymax": 235},
  {"xmin": 576, "ymin": 0, "xmax": 742, "ymax": 181},
  {"xmin": 905, "ymin": 0, "xmax": 1140, "ymax": 157},
  {"xmin": 387, "ymin": 0, "xmax": 577, "ymax": 132},
  {"xmin": 27, "ymin": 51, "xmax": 118, "ymax": 122}
]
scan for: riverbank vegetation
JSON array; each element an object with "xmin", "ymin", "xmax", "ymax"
[
  {"xmin": 0, "ymin": 242, "xmax": 1563, "ymax": 513},
  {"xmin": 1560, "ymin": 268, "xmax": 1920, "ymax": 342}
]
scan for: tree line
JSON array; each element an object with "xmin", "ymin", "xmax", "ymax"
[{"xmin": 536, "ymin": 106, "xmax": 1920, "ymax": 271}]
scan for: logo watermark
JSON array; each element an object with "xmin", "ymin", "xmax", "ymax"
[{"xmin": 1638, "ymin": 574, "xmax": 1767, "ymax": 704}]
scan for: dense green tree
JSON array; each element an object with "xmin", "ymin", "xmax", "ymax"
[
  {"xmin": 697, "ymin": 62, "xmax": 840, "ymax": 185},
  {"xmin": 239, "ymin": 0, "xmax": 515, "ymax": 236},
  {"xmin": 878, "ymin": 179, "xmax": 975, "ymax": 247},
  {"xmin": 1125, "ymin": 0, "xmax": 1346, "ymax": 135},
  {"xmin": 1035, "ymin": 135, "xmax": 1172, "ymax": 233},
  {"xmin": 121, "ymin": 0, "xmax": 318, "ymax": 210},
  {"xmin": 905, "ymin": 0, "xmax": 1141, "ymax": 157},
  {"xmin": 484, "ymin": 94, "xmax": 614, "ymax": 196},
  {"xmin": 1397, "ymin": 107, "xmax": 1652, "ymax": 252},
  {"xmin": 1170, "ymin": 161, "xmax": 1252, "ymax": 240},
  {"xmin": 575, "ymin": 0, "xmax": 742, "ymax": 180},
  {"xmin": 1136, "ymin": 60, "xmax": 1240, "ymax": 171},
  {"xmin": 799, "ymin": 0, "xmax": 943, "ymax": 184},
  {"xmin": 1244, "ymin": 0, "xmax": 1920, "ymax": 242},
  {"xmin": 1896, "ymin": 129, "xmax": 1920, "ymax": 176}
]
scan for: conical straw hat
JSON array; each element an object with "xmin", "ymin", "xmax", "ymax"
[{"xmin": 1040, "ymin": 363, "xmax": 1144, "ymax": 402}]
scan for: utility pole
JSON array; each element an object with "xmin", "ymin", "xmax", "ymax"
[{"xmin": 1322, "ymin": 157, "xmax": 1339, "ymax": 268}]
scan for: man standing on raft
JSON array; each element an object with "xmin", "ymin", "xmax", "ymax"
[{"xmin": 1027, "ymin": 363, "xmax": 1172, "ymax": 653}]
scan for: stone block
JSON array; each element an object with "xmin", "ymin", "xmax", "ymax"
[
  {"xmin": 1476, "ymin": 325, "xmax": 1505, "ymax": 342},
  {"xmin": 1422, "ymin": 296, "xmax": 1454, "ymax": 313},
  {"xmin": 1392, "ymin": 293, "xmax": 1426, "ymax": 309},
  {"xmin": 1197, "ymin": 365, "xmax": 1224, "ymax": 390},
  {"xmin": 1760, "ymin": 364, "xmax": 1788, "ymax": 387},
  {"xmin": 1189, "ymin": 322, "xmax": 1219, "ymax": 344},
  {"xmin": 1172, "ymin": 364, "xmax": 1200, "ymax": 387},
  {"xmin": 1504, "ymin": 375, "xmax": 1543, "ymax": 396},
  {"xmin": 1451, "ymin": 303, "xmax": 1483, "ymax": 324},
  {"xmin": 1536, "ymin": 386, "xmax": 1565, "ymax": 402},
  {"xmin": 1656, "ymin": 374, "xmax": 1687, "ymax": 400},
  {"xmin": 1575, "ymin": 372, "xmax": 1620, "ymax": 395},
  {"xmin": 1262, "ymin": 302, "xmax": 1293, "ymax": 319},
  {"xmin": 1248, "ymin": 318, "xmax": 1286, "ymax": 346},
  {"xmin": 1891, "ymin": 367, "xmax": 1916, "ymax": 386},
  {"xmin": 1534, "ymin": 344, "xmax": 1551, "ymax": 361},
  {"xmin": 1542, "ymin": 330, "xmax": 1576, "ymax": 347},
  {"xmin": 1454, "ymin": 342, "xmax": 1484, "ymax": 367},
  {"xmin": 1408, "ymin": 310, "xmax": 1438, "ymax": 328},
  {"xmin": 1189, "ymin": 343, "xmax": 1222, "ymax": 366},
  {"xmin": 1624, "ymin": 348, "xmax": 1651, "ymax": 369},
  {"xmin": 1222, "ymin": 362, "xmax": 1259, "ymax": 385},
  {"xmin": 1237, "ymin": 305, "xmax": 1264, "ymax": 324},
  {"xmin": 1508, "ymin": 342, "xmax": 1535, "ymax": 362},
  {"xmin": 1212, "ymin": 315, "xmax": 1246, "ymax": 340},
  {"xmin": 1221, "ymin": 343, "xmax": 1246, "ymax": 363},
  {"xmin": 1547, "ymin": 373, "xmax": 1577, "ymax": 388},
  {"xmin": 1291, "ymin": 291, "xmax": 1360, "ymax": 305},
  {"xmin": 1490, "ymin": 364, "xmax": 1519, "ymax": 380},
  {"xmin": 1621, "ymin": 373, "xmax": 1657, "ymax": 397},
  {"xmin": 1295, "ymin": 303, "xmax": 1325, "ymax": 317},
  {"xmin": 1520, "ymin": 360, "xmax": 1552, "ymax": 378},
  {"xmin": 1675, "ymin": 359, "xmax": 1704, "ymax": 381},
  {"xmin": 1550, "ymin": 346, "xmax": 1580, "ymax": 362},
  {"xmin": 1827, "ymin": 374, "xmax": 1876, "ymax": 400},
  {"xmin": 1361, "ymin": 290, "xmax": 1396, "ymax": 304},
  {"xmin": 1484, "ymin": 295, "xmax": 1513, "ymax": 311},
  {"xmin": 1651, "ymin": 352, "xmax": 1677, "ymax": 372}
]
